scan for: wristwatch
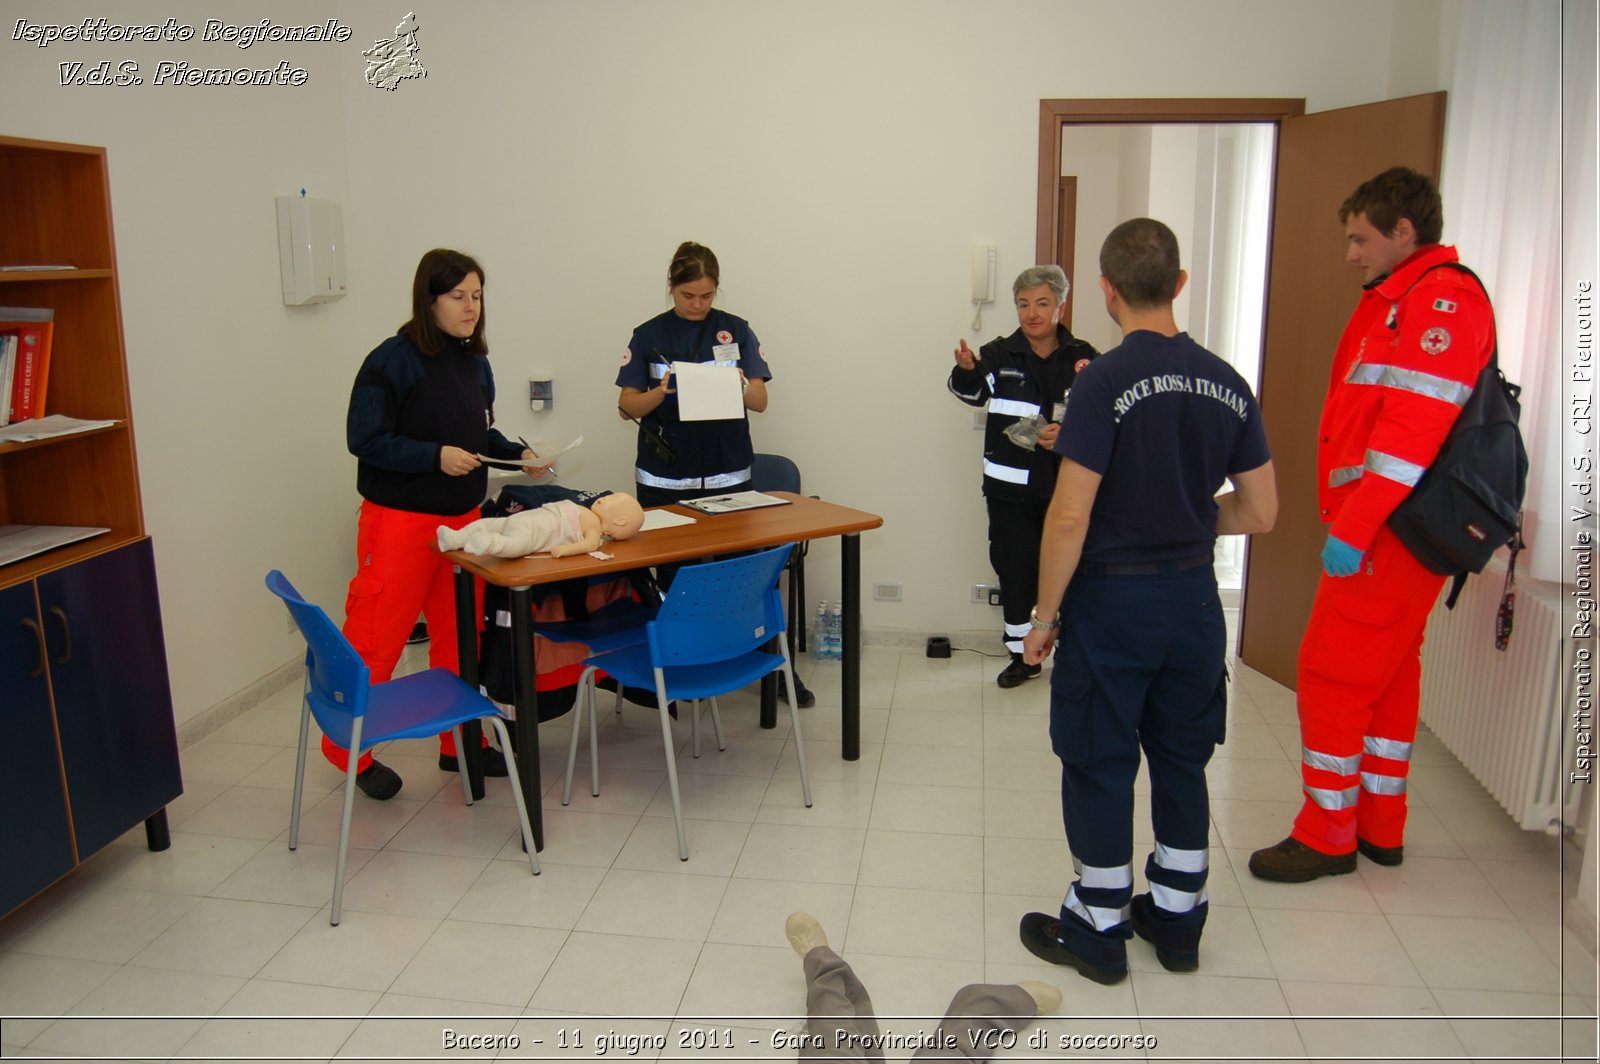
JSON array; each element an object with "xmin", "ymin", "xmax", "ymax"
[{"xmin": 1029, "ymin": 606, "xmax": 1060, "ymax": 631}]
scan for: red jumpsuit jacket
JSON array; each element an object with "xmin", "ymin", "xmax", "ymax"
[{"xmin": 1318, "ymin": 244, "xmax": 1497, "ymax": 551}]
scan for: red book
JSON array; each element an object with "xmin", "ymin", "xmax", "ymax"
[{"xmin": 0, "ymin": 307, "xmax": 55, "ymax": 421}]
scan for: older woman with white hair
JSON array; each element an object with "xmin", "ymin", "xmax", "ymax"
[{"xmin": 948, "ymin": 265, "xmax": 1098, "ymax": 688}]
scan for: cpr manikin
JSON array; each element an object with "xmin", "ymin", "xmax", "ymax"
[{"xmin": 437, "ymin": 492, "xmax": 644, "ymax": 558}]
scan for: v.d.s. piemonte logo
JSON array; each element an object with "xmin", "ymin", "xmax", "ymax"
[{"xmin": 363, "ymin": 12, "xmax": 425, "ymax": 91}]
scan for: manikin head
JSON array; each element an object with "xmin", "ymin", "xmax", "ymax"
[{"xmin": 592, "ymin": 493, "xmax": 645, "ymax": 541}]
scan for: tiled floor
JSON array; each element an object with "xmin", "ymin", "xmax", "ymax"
[{"xmin": 1, "ymin": 638, "xmax": 1595, "ymax": 1063}]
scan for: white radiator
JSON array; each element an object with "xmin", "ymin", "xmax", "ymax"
[{"xmin": 1419, "ymin": 562, "xmax": 1583, "ymax": 831}]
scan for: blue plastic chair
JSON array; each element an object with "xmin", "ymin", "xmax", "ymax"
[
  {"xmin": 528, "ymin": 597, "xmax": 658, "ymax": 805},
  {"xmin": 576, "ymin": 545, "xmax": 813, "ymax": 860},
  {"xmin": 751, "ymin": 454, "xmax": 808, "ymax": 649},
  {"xmin": 265, "ymin": 570, "xmax": 539, "ymax": 925}
]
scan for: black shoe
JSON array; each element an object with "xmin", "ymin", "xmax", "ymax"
[
  {"xmin": 406, "ymin": 622, "xmax": 429, "ymax": 645},
  {"xmin": 997, "ymin": 656, "xmax": 1041, "ymax": 689},
  {"xmin": 776, "ymin": 671, "xmax": 815, "ymax": 708},
  {"xmin": 1017, "ymin": 912, "xmax": 1127, "ymax": 985},
  {"xmin": 356, "ymin": 759, "xmax": 403, "ymax": 800},
  {"xmin": 1357, "ymin": 837, "xmax": 1404, "ymax": 866},
  {"xmin": 1129, "ymin": 893, "xmax": 1199, "ymax": 972},
  {"xmin": 1248, "ymin": 836, "xmax": 1357, "ymax": 883},
  {"xmin": 438, "ymin": 746, "xmax": 509, "ymax": 777}
]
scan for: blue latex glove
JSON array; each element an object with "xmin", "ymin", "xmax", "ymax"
[{"xmin": 1321, "ymin": 534, "xmax": 1364, "ymax": 577}]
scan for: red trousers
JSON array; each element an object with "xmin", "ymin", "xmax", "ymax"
[
  {"xmin": 322, "ymin": 501, "xmax": 482, "ymax": 773},
  {"xmin": 1292, "ymin": 526, "xmax": 1445, "ymax": 853}
]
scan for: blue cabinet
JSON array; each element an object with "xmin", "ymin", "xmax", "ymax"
[
  {"xmin": 0, "ymin": 539, "xmax": 182, "ymax": 917},
  {"xmin": 0, "ymin": 582, "xmax": 78, "ymax": 915}
]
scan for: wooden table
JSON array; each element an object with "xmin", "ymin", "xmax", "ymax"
[{"xmin": 447, "ymin": 492, "xmax": 884, "ymax": 850}]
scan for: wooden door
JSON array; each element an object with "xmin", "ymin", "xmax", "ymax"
[{"xmin": 1239, "ymin": 93, "xmax": 1447, "ymax": 686}]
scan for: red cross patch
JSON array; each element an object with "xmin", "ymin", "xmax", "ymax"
[
  {"xmin": 1419, "ymin": 327, "xmax": 1452, "ymax": 355},
  {"xmin": 716, "ymin": 330, "xmax": 733, "ymax": 345}
]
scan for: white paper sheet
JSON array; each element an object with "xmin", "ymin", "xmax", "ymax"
[
  {"xmin": 0, "ymin": 524, "xmax": 110, "ymax": 567},
  {"xmin": 671, "ymin": 361, "xmax": 744, "ymax": 421},
  {"xmin": 641, "ymin": 509, "xmax": 697, "ymax": 531}
]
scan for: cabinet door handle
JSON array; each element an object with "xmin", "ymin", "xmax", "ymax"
[
  {"xmin": 47, "ymin": 606, "xmax": 73, "ymax": 665},
  {"xmin": 21, "ymin": 616, "xmax": 46, "ymax": 678}
]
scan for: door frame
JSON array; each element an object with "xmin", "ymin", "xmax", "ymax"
[
  {"xmin": 1035, "ymin": 98, "xmax": 1307, "ymax": 267},
  {"xmin": 1035, "ymin": 97, "xmax": 1305, "ymax": 657}
]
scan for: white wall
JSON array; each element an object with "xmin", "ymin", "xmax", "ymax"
[
  {"xmin": 2, "ymin": 0, "xmax": 1430, "ymax": 726},
  {"xmin": 2, "ymin": 0, "xmax": 362, "ymax": 725}
]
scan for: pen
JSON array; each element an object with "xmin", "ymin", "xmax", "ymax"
[{"xmin": 519, "ymin": 436, "xmax": 555, "ymax": 478}]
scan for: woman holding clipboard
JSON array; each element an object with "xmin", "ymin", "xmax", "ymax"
[
  {"xmin": 615, "ymin": 244, "xmax": 810, "ymax": 704},
  {"xmin": 615, "ymin": 241, "xmax": 772, "ymax": 509}
]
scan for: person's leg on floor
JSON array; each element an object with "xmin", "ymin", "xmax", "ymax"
[
  {"xmin": 912, "ymin": 982, "xmax": 1050, "ymax": 1062},
  {"xmin": 789, "ymin": 913, "xmax": 880, "ymax": 1063}
]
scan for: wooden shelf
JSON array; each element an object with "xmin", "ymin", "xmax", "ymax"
[
  {"xmin": 0, "ymin": 421, "xmax": 124, "ymax": 458},
  {"xmin": 0, "ymin": 269, "xmax": 112, "ymax": 284},
  {"xmin": 0, "ymin": 134, "xmax": 143, "ymax": 588},
  {"xmin": 0, "ymin": 135, "xmax": 180, "ymax": 918},
  {"xmin": 0, "ymin": 528, "xmax": 138, "ymax": 585}
]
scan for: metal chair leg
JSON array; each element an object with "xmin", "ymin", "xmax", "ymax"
[
  {"xmin": 781, "ymin": 650, "xmax": 813, "ymax": 808},
  {"xmin": 486, "ymin": 716, "xmax": 540, "ymax": 875},
  {"xmin": 330, "ymin": 716, "xmax": 365, "ymax": 927},
  {"xmin": 288, "ymin": 672, "xmax": 311, "ymax": 852},
  {"xmin": 707, "ymin": 695, "xmax": 727, "ymax": 752},
  {"xmin": 563, "ymin": 666, "xmax": 593, "ymax": 806},
  {"xmin": 654, "ymin": 669, "xmax": 689, "ymax": 861},
  {"xmin": 452, "ymin": 725, "xmax": 474, "ymax": 806}
]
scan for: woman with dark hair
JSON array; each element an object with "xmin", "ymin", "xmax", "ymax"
[
  {"xmin": 332, "ymin": 248, "xmax": 548, "ymax": 799},
  {"xmin": 615, "ymin": 242, "xmax": 814, "ymax": 704},
  {"xmin": 616, "ymin": 241, "xmax": 772, "ymax": 507}
]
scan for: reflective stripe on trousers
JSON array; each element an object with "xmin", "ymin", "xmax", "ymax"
[{"xmin": 634, "ymin": 466, "xmax": 751, "ymax": 491}]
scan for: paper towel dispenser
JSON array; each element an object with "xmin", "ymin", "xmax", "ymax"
[{"xmin": 275, "ymin": 194, "xmax": 347, "ymax": 305}]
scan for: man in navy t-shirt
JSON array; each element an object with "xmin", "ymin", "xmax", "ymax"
[{"xmin": 1017, "ymin": 218, "xmax": 1278, "ymax": 984}]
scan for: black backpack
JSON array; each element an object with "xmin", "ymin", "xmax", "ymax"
[{"xmin": 1385, "ymin": 263, "xmax": 1528, "ymax": 607}]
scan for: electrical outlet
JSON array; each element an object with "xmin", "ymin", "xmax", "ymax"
[
  {"xmin": 971, "ymin": 583, "xmax": 993, "ymax": 604},
  {"xmin": 873, "ymin": 582, "xmax": 902, "ymax": 602}
]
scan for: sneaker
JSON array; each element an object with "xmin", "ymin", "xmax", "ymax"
[
  {"xmin": 1357, "ymin": 837, "xmax": 1404, "ymax": 866},
  {"xmin": 355, "ymin": 759, "xmax": 403, "ymax": 800},
  {"xmin": 776, "ymin": 670, "xmax": 815, "ymax": 708},
  {"xmin": 1247, "ymin": 836, "xmax": 1357, "ymax": 883},
  {"xmin": 785, "ymin": 911, "xmax": 829, "ymax": 957},
  {"xmin": 1129, "ymin": 893, "xmax": 1199, "ymax": 972},
  {"xmin": 1017, "ymin": 912, "xmax": 1127, "ymax": 985},
  {"xmin": 1016, "ymin": 981, "xmax": 1062, "ymax": 1015},
  {"xmin": 438, "ymin": 746, "xmax": 510, "ymax": 777},
  {"xmin": 406, "ymin": 622, "xmax": 429, "ymax": 645},
  {"xmin": 997, "ymin": 656, "xmax": 1041, "ymax": 689}
]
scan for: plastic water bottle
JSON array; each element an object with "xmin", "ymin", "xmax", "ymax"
[
  {"xmin": 826, "ymin": 602, "xmax": 844, "ymax": 662},
  {"xmin": 813, "ymin": 602, "xmax": 833, "ymax": 661}
]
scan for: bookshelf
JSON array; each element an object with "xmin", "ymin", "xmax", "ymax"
[{"xmin": 0, "ymin": 135, "xmax": 182, "ymax": 917}]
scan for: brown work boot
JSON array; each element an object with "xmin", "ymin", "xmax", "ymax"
[
  {"xmin": 1357, "ymin": 837, "xmax": 1404, "ymax": 866},
  {"xmin": 1247, "ymin": 837, "xmax": 1356, "ymax": 883}
]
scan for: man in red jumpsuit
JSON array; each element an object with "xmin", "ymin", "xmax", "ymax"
[{"xmin": 1250, "ymin": 167, "xmax": 1497, "ymax": 882}]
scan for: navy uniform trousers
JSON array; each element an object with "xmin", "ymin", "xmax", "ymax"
[
  {"xmin": 986, "ymin": 495, "xmax": 1050, "ymax": 656},
  {"xmin": 1048, "ymin": 559, "xmax": 1226, "ymax": 958}
]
